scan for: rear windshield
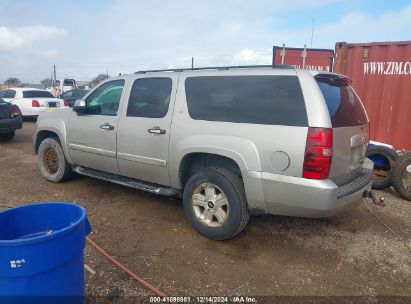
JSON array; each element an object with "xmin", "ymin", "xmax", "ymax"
[
  {"xmin": 76, "ymin": 90, "xmax": 89, "ymax": 98},
  {"xmin": 185, "ymin": 76, "xmax": 308, "ymax": 126},
  {"xmin": 316, "ymin": 78, "xmax": 368, "ymax": 127},
  {"xmin": 23, "ymin": 90, "xmax": 54, "ymax": 98}
]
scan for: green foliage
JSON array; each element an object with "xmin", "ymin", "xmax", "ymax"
[{"xmin": 4, "ymin": 78, "xmax": 21, "ymax": 87}]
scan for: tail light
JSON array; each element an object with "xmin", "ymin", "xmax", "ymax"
[
  {"xmin": 32, "ymin": 100, "xmax": 40, "ymax": 107},
  {"xmin": 303, "ymin": 127, "xmax": 333, "ymax": 179},
  {"xmin": 64, "ymin": 100, "xmax": 69, "ymax": 107},
  {"xmin": 10, "ymin": 107, "xmax": 21, "ymax": 118}
]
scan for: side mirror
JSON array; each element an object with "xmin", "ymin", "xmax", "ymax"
[{"xmin": 73, "ymin": 99, "xmax": 86, "ymax": 115}]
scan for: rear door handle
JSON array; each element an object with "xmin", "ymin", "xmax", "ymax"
[
  {"xmin": 148, "ymin": 127, "xmax": 166, "ymax": 135},
  {"xmin": 100, "ymin": 123, "xmax": 114, "ymax": 130}
]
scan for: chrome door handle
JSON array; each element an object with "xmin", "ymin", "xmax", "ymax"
[
  {"xmin": 148, "ymin": 127, "xmax": 166, "ymax": 135},
  {"xmin": 100, "ymin": 123, "xmax": 114, "ymax": 130}
]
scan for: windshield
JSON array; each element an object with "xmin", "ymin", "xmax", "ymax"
[
  {"xmin": 316, "ymin": 76, "xmax": 368, "ymax": 127},
  {"xmin": 64, "ymin": 79, "xmax": 75, "ymax": 86},
  {"xmin": 23, "ymin": 90, "xmax": 54, "ymax": 98}
]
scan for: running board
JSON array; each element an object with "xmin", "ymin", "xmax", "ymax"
[{"xmin": 73, "ymin": 166, "xmax": 180, "ymax": 197}]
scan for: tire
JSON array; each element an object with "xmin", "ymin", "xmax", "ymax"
[
  {"xmin": 367, "ymin": 145, "xmax": 398, "ymax": 189},
  {"xmin": 183, "ymin": 167, "xmax": 249, "ymax": 240},
  {"xmin": 0, "ymin": 131, "xmax": 15, "ymax": 141},
  {"xmin": 37, "ymin": 137, "xmax": 73, "ymax": 182},
  {"xmin": 390, "ymin": 152, "xmax": 411, "ymax": 201}
]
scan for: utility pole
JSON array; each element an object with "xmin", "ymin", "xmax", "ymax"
[
  {"xmin": 280, "ymin": 44, "xmax": 286, "ymax": 64},
  {"xmin": 106, "ymin": 67, "xmax": 109, "ymax": 78},
  {"xmin": 53, "ymin": 65, "xmax": 57, "ymax": 87},
  {"xmin": 191, "ymin": 57, "xmax": 194, "ymax": 69}
]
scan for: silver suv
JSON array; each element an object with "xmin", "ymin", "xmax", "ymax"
[{"xmin": 34, "ymin": 66, "xmax": 373, "ymax": 240}]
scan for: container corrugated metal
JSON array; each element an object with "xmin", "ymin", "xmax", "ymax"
[
  {"xmin": 334, "ymin": 41, "xmax": 411, "ymax": 150},
  {"xmin": 273, "ymin": 46, "xmax": 334, "ymax": 71}
]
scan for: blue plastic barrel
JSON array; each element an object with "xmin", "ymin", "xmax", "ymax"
[{"xmin": 0, "ymin": 202, "xmax": 91, "ymax": 302}]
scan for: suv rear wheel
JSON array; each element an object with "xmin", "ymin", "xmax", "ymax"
[
  {"xmin": 183, "ymin": 167, "xmax": 249, "ymax": 240},
  {"xmin": 37, "ymin": 137, "xmax": 73, "ymax": 182}
]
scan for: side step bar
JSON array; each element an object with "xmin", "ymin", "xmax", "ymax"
[{"xmin": 73, "ymin": 166, "xmax": 180, "ymax": 197}]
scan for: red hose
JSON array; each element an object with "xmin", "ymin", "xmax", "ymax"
[
  {"xmin": 86, "ymin": 237, "xmax": 170, "ymax": 300},
  {"xmin": 0, "ymin": 204, "xmax": 15, "ymax": 208}
]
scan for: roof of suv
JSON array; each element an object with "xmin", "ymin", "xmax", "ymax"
[
  {"xmin": 133, "ymin": 65, "xmax": 344, "ymax": 78},
  {"xmin": 135, "ymin": 64, "xmax": 295, "ymax": 74}
]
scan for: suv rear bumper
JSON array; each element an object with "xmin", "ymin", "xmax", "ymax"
[{"xmin": 243, "ymin": 159, "xmax": 373, "ymax": 218}]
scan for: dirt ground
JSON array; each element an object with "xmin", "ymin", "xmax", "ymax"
[{"xmin": 1, "ymin": 121, "xmax": 410, "ymax": 302}]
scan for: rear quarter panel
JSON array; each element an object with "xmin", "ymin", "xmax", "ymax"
[{"xmin": 169, "ymin": 70, "xmax": 310, "ymax": 190}]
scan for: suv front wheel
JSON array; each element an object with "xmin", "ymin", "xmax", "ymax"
[
  {"xmin": 183, "ymin": 167, "xmax": 249, "ymax": 240},
  {"xmin": 37, "ymin": 137, "xmax": 73, "ymax": 182}
]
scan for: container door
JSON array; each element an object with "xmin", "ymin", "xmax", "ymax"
[
  {"xmin": 116, "ymin": 75, "xmax": 178, "ymax": 186},
  {"xmin": 315, "ymin": 74, "xmax": 369, "ymax": 186}
]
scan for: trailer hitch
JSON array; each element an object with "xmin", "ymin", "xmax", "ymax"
[{"xmin": 363, "ymin": 190, "xmax": 385, "ymax": 206}]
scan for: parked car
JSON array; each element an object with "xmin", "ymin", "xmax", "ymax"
[
  {"xmin": 0, "ymin": 97, "xmax": 22, "ymax": 140},
  {"xmin": 46, "ymin": 78, "xmax": 78, "ymax": 96},
  {"xmin": 0, "ymin": 88, "xmax": 67, "ymax": 117},
  {"xmin": 59, "ymin": 89, "xmax": 89, "ymax": 107},
  {"xmin": 34, "ymin": 66, "xmax": 373, "ymax": 240}
]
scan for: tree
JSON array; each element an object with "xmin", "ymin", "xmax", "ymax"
[
  {"xmin": 4, "ymin": 78, "xmax": 21, "ymax": 87},
  {"xmin": 41, "ymin": 78, "xmax": 53, "ymax": 89},
  {"xmin": 91, "ymin": 74, "xmax": 109, "ymax": 87}
]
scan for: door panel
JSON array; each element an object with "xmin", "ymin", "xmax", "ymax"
[
  {"xmin": 66, "ymin": 79, "xmax": 126, "ymax": 174},
  {"xmin": 117, "ymin": 75, "xmax": 179, "ymax": 186},
  {"xmin": 67, "ymin": 115, "xmax": 119, "ymax": 173}
]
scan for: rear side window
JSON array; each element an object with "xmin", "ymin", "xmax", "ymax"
[
  {"xmin": 185, "ymin": 76, "xmax": 307, "ymax": 126},
  {"xmin": 23, "ymin": 90, "xmax": 54, "ymax": 98},
  {"xmin": 316, "ymin": 78, "xmax": 368, "ymax": 127}
]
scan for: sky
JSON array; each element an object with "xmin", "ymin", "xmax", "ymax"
[{"xmin": 0, "ymin": 0, "xmax": 411, "ymax": 83}]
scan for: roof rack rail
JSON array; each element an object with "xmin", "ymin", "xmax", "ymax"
[{"xmin": 135, "ymin": 64, "xmax": 294, "ymax": 74}]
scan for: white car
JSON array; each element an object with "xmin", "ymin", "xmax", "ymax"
[{"xmin": 0, "ymin": 88, "xmax": 67, "ymax": 117}]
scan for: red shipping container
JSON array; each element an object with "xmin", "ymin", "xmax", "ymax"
[
  {"xmin": 272, "ymin": 45, "xmax": 334, "ymax": 72},
  {"xmin": 334, "ymin": 41, "xmax": 411, "ymax": 150}
]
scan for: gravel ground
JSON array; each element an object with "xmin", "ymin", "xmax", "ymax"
[{"xmin": 0, "ymin": 121, "xmax": 410, "ymax": 303}]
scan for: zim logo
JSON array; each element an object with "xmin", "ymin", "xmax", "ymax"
[{"xmin": 363, "ymin": 61, "xmax": 411, "ymax": 75}]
